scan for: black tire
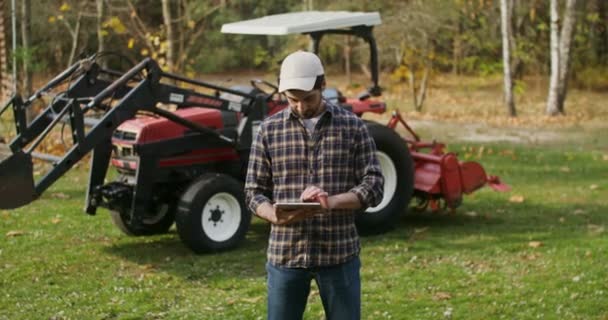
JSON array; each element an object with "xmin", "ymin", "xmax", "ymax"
[
  {"xmin": 175, "ymin": 173, "xmax": 251, "ymax": 253},
  {"xmin": 356, "ymin": 123, "xmax": 414, "ymax": 235},
  {"xmin": 110, "ymin": 202, "xmax": 176, "ymax": 236}
]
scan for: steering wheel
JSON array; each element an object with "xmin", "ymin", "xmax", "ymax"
[{"xmin": 250, "ymin": 79, "xmax": 279, "ymax": 101}]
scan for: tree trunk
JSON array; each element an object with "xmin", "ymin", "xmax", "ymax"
[
  {"xmin": 597, "ymin": 0, "xmax": 608, "ymax": 65},
  {"xmin": 68, "ymin": 14, "xmax": 81, "ymax": 68},
  {"xmin": 96, "ymin": 0, "xmax": 106, "ymax": 68},
  {"xmin": 161, "ymin": 0, "xmax": 175, "ymax": 72},
  {"xmin": 546, "ymin": 0, "xmax": 578, "ymax": 116},
  {"xmin": 408, "ymin": 67, "xmax": 418, "ymax": 111},
  {"xmin": 21, "ymin": 0, "xmax": 34, "ymax": 122},
  {"xmin": 20, "ymin": 0, "xmax": 31, "ymax": 97},
  {"xmin": 546, "ymin": 0, "xmax": 561, "ymax": 116},
  {"xmin": 344, "ymin": 35, "xmax": 351, "ymax": 85},
  {"xmin": 500, "ymin": 0, "xmax": 517, "ymax": 117},
  {"xmin": 0, "ymin": 0, "xmax": 9, "ymax": 100},
  {"xmin": 416, "ymin": 63, "xmax": 430, "ymax": 111},
  {"xmin": 557, "ymin": 0, "xmax": 578, "ymax": 113},
  {"xmin": 452, "ymin": 19, "xmax": 463, "ymax": 75}
]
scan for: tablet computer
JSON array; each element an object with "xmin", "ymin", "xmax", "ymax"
[{"xmin": 275, "ymin": 202, "xmax": 322, "ymax": 210}]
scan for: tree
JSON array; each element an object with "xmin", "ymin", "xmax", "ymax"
[
  {"xmin": 161, "ymin": 0, "xmax": 174, "ymax": 73},
  {"xmin": 546, "ymin": 0, "xmax": 578, "ymax": 116},
  {"xmin": 21, "ymin": 0, "xmax": 32, "ymax": 98},
  {"xmin": 95, "ymin": 0, "xmax": 106, "ymax": 68},
  {"xmin": 500, "ymin": 0, "xmax": 517, "ymax": 117},
  {"xmin": 378, "ymin": 0, "xmax": 456, "ymax": 112}
]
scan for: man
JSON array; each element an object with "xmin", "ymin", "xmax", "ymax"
[{"xmin": 245, "ymin": 51, "xmax": 384, "ymax": 320}]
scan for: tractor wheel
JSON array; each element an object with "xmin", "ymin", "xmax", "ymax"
[
  {"xmin": 175, "ymin": 173, "xmax": 251, "ymax": 253},
  {"xmin": 110, "ymin": 202, "xmax": 176, "ymax": 236},
  {"xmin": 356, "ymin": 123, "xmax": 414, "ymax": 235}
]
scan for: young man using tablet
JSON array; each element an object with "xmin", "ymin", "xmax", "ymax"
[{"xmin": 245, "ymin": 51, "xmax": 384, "ymax": 320}]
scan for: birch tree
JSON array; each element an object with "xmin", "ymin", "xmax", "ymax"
[
  {"xmin": 546, "ymin": 0, "xmax": 578, "ymax": 116},
  {"xmin": 95, "ymin": 0, "xmax": 107, "ymax": 68},
  {"xmin": 500, "ymin": 0, "xmax": 516, "ymax": 117},
  {"xmin": 161, "ymin": 0, "xmax": 175, "ymax": 73}
]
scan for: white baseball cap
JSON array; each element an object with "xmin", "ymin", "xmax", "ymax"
[{"xmin": 278, "ymin": 51, "xmax": 325, "ymax": 92}]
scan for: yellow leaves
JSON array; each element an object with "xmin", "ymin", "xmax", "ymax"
[
  {"xmin": 59, "ymin": 3, "xmax": 71, "ymax": 12},
  {"xmin": 48, "ymin": 16, "xmax": 57, "ymax": 23},
  {"xmin": 589, "ymin": 184, "xmax": 599, "ymax": 190},
  {"xmin": 602, "ymin": 154, "xmax": 608, "ymax": 161},
  {"xmin": 432, "ymin": 291, "xmax": 452, "ymax": 301},
  {"xmin": 572, "ymin": 209, "xmax": 585, "ymax": 215},
  {"xmin": 187, "ymin": 20, "xmax": 196, "ymax": 29},
  {"xmin": 102, "ymin": 16, "xmax": 127, "ymax": 35},
  {"xmin": 560, "ymin": 166, "xmax": 571, "ymax": 173},
  {"xmin": 140, "ymin": 49, "xmax": 149, "ymax": 56},
  {"xmin": 509, "ymin": 195, "xmax": 524, "ymax": 203},
  {"xmin": 51, "ymin": 193, "xmax": 70, "ymax": 200},
  {"xmin": 128, "ymin": 38, "xmax": 135, "ymax": 49},
  {"xmin": 587, "ymin": 224, "xmax": 605, "ymax": 235},
  {"xmin": 528, "ymin": 241, "xmax": 543, "ymax": 248},
  {"xmin": 6, "ymin": 230, "xmax": 25, "ymax": 237}
]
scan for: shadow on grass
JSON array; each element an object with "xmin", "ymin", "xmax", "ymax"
[
  {"xmin": 103, "ymin": 219, "xmax": 271, "ymax": 280},
  {"xmin": 362, "ymin": 201, "xmax": 607, "ymax": 254},
  {"xmin": 101, "ymin": 199, "xmax": 605, "ymax": 279}
]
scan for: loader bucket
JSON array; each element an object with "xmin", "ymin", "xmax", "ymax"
[{"xmin": 0, "ymin": 146, "xmax": 37, "ymax": 209}]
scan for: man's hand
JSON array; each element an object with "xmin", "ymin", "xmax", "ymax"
[
  {"xmin": 301, "ymin": 186, "xmax": 363, "ymax": 210},
  {"xmin": 255, "ymin": 202, "xmax": 316, "ymax": 225},
  {"xmin": 300, "ymin": 186, "xmax": 329, "ymax": 208}
]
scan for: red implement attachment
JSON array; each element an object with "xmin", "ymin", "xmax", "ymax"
[{"xmin": 388, "ymin": 112, "xmax": 510, "ymax": 211}]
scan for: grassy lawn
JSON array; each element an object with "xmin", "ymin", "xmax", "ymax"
[
  {"xmin": 1, "ymin": 73, "xmax": 607, "ymax": 319},
  {"xmin": 1, "ymin": 137, "xmax": 606, "ymax": 320}
]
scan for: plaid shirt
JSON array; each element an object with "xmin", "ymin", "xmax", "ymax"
[{"xmin": 245, "ymin": 102, "xmax": 384, "ymax": 268}]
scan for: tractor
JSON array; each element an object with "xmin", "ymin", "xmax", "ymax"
[{"xmin": 0, "ymin": 11, "xmax": 507, "ymax": 253}]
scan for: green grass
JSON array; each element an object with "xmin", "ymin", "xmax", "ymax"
[{"xmin": 1, "ymin": 140, "xmax": 607, "ymax": 320}]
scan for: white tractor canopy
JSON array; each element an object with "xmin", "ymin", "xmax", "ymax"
[
  {"xmin": 221, "ymin": 11, "xmax": 384, "ymax": 96},
  {"xmin": 220, "ymin": 11, "xmax": 381, "ymax": 35}
]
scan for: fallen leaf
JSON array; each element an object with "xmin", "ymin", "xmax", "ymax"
[
  {"xmin": 241, "ymin": 296, "xmax": 263, "ymax": 304},
  {"xmin": 51, "ymin": 218, "xmax": 61, "ymax": 224},
  {"xmin": 6, "ymin": 230, "xmax": 25, "ymax": 237},
  {"xmin": 589, "ymin": 184, "xmax": 599, "ymax": 190},
  {"xmin": 51, "ymin": 193, "xmax": 70, "ymax": 199},
  {"xmin": 587, "ymin": 224, "xmax": 605, "ymax": 235},
  {"xmin": 414, "ymin": 227, "xmax": 429, "ymax": 234},
  {"xmin": 528, "ymin": 241, "xmax": 543, "ymax": 248},
  {"xmin": 433, "ymin": 292, "xmax": 452, "ymax": 301},
  {"xmin": 560, "ymin": 166, "xmax": 571, "ymax": 173},
  {"xmin": 572, "ymin": 209, "xmax": 585, "ymax": 215},
  {"xmin": 602, "ymin": 154, "xmax": 608, "ymax": 161},
  {"xmin": 559, "ymin": 217, "xmax": 565, "ymax": 223},
  {"xmin": 465, "ymin": 211, "xmax": 478, "ymax": 217},
  {"xmin": 509, "ymin": 195, "xmax": 525, "ymax": 203},
  {"xmin": 572, "ymin": 275, "xmax": 581, "ymax": 282}
]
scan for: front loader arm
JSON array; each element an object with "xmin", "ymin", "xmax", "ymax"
[
  {"xmin": 0, "ymin": 56, "xmax": 264, "ymax": 211},
  {"xmin": 0, "ymin": 58, "xmax": 154, "ymax": 209}
]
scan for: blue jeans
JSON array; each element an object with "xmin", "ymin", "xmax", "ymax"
[{"xmin": 266, "ymin": 256, "xmax": 361, "ymax": 320}]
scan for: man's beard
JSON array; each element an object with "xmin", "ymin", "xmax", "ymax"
[{"xmin": 297, "ymin": 102, "xmax": 324, "ymax": 119}]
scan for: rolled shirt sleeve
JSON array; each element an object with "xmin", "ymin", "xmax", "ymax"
[
  {"xmin": 245, "ymin": 124, "xmax": 273, "ymax": 214},
  {"xmin": 348, "ymin": 122, "xmax": 384, "ymax": 210}
]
